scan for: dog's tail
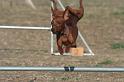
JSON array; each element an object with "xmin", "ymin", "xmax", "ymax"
[
  {"xmin": 79, "ymin": 0, "xmax": 84, "ymax": 18},
  {"xmin": 79, "ymin": 0, "xmax": 83, "ymax": 8}
]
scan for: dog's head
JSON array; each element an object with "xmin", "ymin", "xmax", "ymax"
[{"xmin": 51, "ymin": 7, "xmax": 69, "ymax": 34}]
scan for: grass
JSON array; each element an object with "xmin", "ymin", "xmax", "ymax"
[
  {"xmin": 112, "ymin": 7, "xmax": 124, "ymax": 16},
  {"xmin": 112, "ymin": 8, "xmax": 124, "ymax": 22},
  {"xmin": 111, "ymin": 43, "xmax": 124, "ymax": 49},
  {"xmin": 96, "ymin": 59, "xmax": 113, "ymax": 67},
  {"xmin": 60, "ymin": 77, "xmax": 80, "ymax": 81},
  {"xmin": 113, "ymin": 11, "xmax": 124, "ymax": 16},
  {"xmin": 61, "ymin": 77, "xmax": 71, "ymax": 81}
]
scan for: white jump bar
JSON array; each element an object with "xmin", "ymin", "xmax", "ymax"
[
  {"xmin": 0, "ymin": 67, "xmax": 124, "ymax": 72},
  {"xmin": 53, "ymin": 53, "xmax": 94, "ymax": 56},
  {"xmin": 0, "ymin": 26, "xmax": 51, "ymax": 30}
]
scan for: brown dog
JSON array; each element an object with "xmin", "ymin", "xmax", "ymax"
[{"xmin": 51, "ymin": 0, "xmax": 84, "ymax": 55}]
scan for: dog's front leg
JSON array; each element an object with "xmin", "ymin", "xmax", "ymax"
[{"xmin": 57, "ymin": 38, "xmax": 64, "ymax": 55}]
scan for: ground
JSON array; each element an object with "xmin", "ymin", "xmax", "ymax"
[{"xmin": 0, "ymin": 0, "xmax": 124, "ymax": 82}]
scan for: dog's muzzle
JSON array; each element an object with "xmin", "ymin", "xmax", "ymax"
[
  {"xmin": 51, "ymin": 28, "xmax": 57, "ymax": 34},
  {"xmin": 51, "ymin": 28, "xmax": 61, "ymax": 34}
]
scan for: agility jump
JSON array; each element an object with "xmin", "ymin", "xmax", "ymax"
[{"xmin": 0, "ymin": 0, "xmax": 94, "ymax": 56}]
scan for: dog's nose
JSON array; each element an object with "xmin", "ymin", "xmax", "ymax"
[
  {"xmin": 51, "ymin": 28, "xmax": 54, "ymax": 32},
  {"xmin": 51, "ymin": 28, "xmax": 55, "ymax": 33},
  {"xmin": 51, "ymin": 28, "xmax": 57, "ymax": 34}
]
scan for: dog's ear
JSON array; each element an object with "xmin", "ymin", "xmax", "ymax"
[
  {"xmin": 63, "ymin": 8, "xmax": 69, "ymax": 20},
  {"xmin": 51, "ymin": 7, "xmax": 55, "ymax": 19}
]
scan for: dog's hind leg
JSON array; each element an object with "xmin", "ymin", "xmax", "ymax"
[{"xmin": 64, "ymin": 0, "xmax": 84, "ymax": 19}]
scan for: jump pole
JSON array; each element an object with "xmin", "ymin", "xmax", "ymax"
[
  {"xmin": 0, "ymin": 26, "xmax": 51, "ymax": 30},
  {"xmin": 0, "ymin": 67, "xmax": 124, "ymax": 72}
]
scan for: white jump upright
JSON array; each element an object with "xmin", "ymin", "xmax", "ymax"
[
  {"xmin": 51, "ymin": 2, "xmax": 54, "ymax": 54},
  {"xmin": 25, "ymin": 0, "xmax": 36, "ymax": 10}
]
